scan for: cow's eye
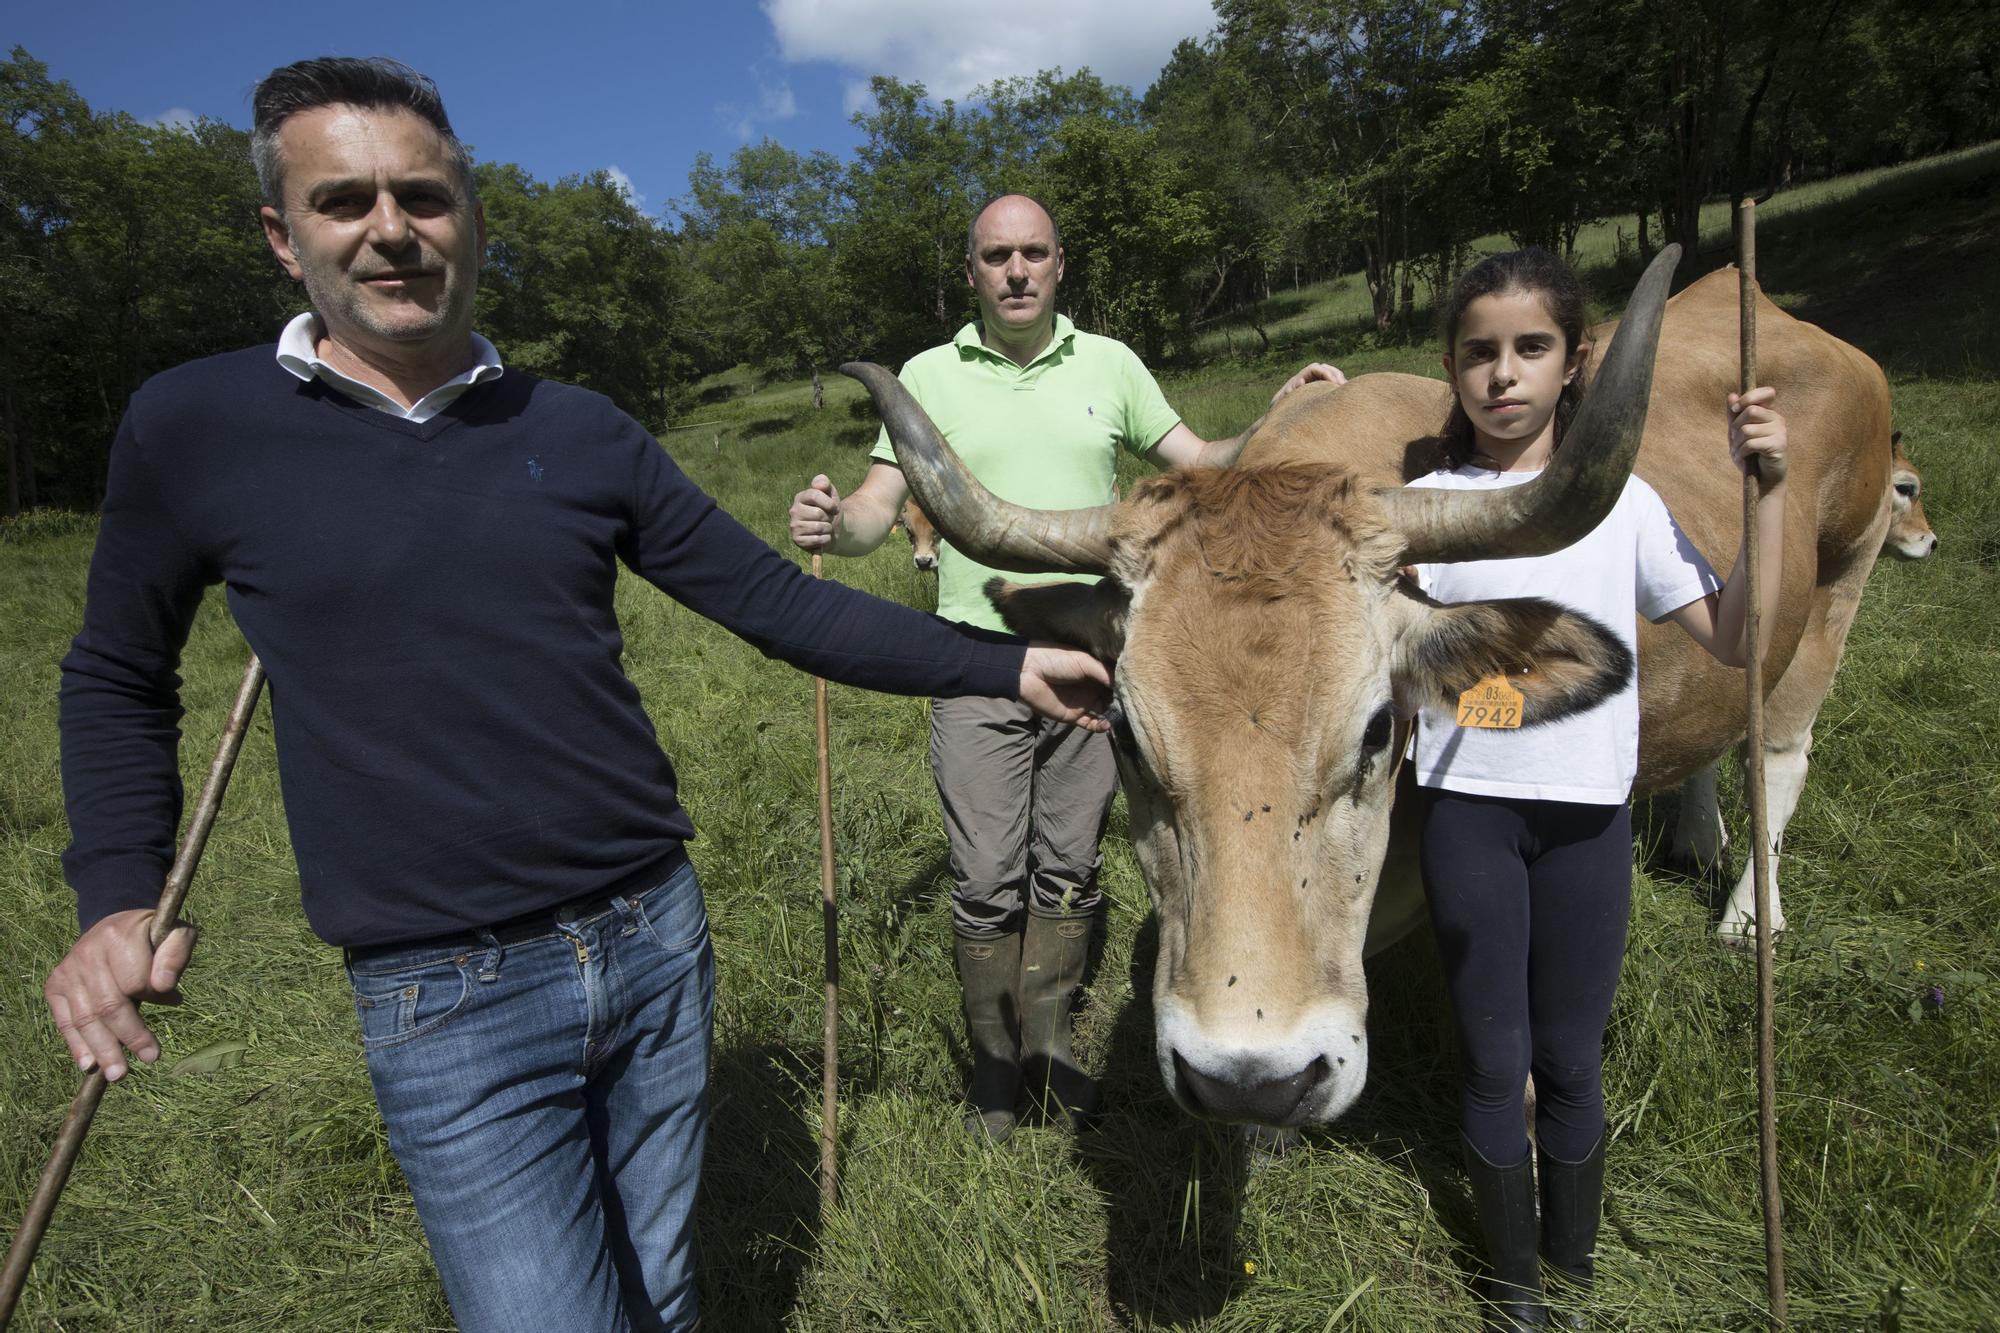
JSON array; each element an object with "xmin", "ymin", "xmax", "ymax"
[
  {"xmin": 1895, "ymin": 481, "xmax": 1918, "ymax": 499},
  {"xmin": 1360, "ymin": 706, "xmax": 1393, "ymax": 754}
]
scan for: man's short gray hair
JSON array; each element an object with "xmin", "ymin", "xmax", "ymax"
[
  {"xmin": 965, "ymin": 193, "xmax": 1062, "ymax": 259},
  {"xmin": 250, "ymin": 56, "xmax": 478, "ymax": 213}
]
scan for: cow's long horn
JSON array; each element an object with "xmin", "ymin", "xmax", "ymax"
[
  {"xmin": 840, "ymin": 362, "xmax": 1115, "ymax": 574},
  {"xmin": 1378, "ymin": 243, "xmax": 1682, "ymax": 565}
]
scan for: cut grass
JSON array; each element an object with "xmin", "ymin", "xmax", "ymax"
[{"xmin": 2, "ymin": 146, "xmax": 1996, "ymax": 1330}]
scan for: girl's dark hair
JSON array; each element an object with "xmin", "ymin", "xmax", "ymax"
[{"xmin": 1436, "ymin": 247, "xmax": 1592, "ymax": 469}]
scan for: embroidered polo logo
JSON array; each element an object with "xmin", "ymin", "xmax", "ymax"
[
  {"xmin": 1087, "ymin": 406, "xmax": 1095, "ymax": 416},
  {"xmin": 526, "ymin": 457, "xmax": 544, "ymax": 481}
]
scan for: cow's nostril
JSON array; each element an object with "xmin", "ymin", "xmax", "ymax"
[{"xmin": 1172, "ymin": 1051, "xmax": 1332, "ymax": 1126}]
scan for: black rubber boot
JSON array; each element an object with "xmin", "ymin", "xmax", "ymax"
[
  {"xmin": 953, "ymin": 929, "xmax": 1022, "ymax": 1143},
  {"xmin": 1463, "ymin": 1135, "xmax": 1550, "ymax": 1331},
  {"xmin": 1019, "ymin": 905, "xmax": 1100, "ymax": 1131},
  {"xmin": 1539, "ymin": 1134, "xmax": 1606, "ymax": 1328}
]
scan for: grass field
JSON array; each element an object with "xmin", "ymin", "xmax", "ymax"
[{"xmin": 2, "ymin": 148, "xmax": 1996, "ymax": 1331}]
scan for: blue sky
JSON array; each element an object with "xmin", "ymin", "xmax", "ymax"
[{"xmin": 9, "ymin": 1, "xmax": 1218, "ymax": 221}]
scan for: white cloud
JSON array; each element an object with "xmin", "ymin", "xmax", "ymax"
[
  {"xmin": 762, "ymin": 0, "xmax": 1217, "ymax": 102},
  {"xmin": 605, "ymin": 165, "xmax": 646, "ymax": 210},
  {"xmin": 720, "ymin": 70, "xmax": 801, "ymax": 141},
  {"xmin": 148, "ymin": 106, "xmax": 201, "ymax": 133},
  {"xmin": 840, "ymin": 80, "xmax": 876, "ymax": 117}
]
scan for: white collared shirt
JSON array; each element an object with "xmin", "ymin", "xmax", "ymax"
[{"xmin": 275, "ymin": 312, "xmax": 504, "ymax": 423}]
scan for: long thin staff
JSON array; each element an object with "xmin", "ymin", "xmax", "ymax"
[
  {"xmin": 1738, "ymin": 200, "xmax": 1788, "ymax": 1327},
  {"xmin": 0, "ymin": 652, "xmax": 266, "ymax": 1331},
  {"xmin": 810, "ymin": 555, "xmax": 840, "ymax": 1220}
]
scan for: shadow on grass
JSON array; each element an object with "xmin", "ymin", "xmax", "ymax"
[
  {"xmin": 1626, "ymin": 154, "xmax": 1999, "ymax": 381},
  {"xmin": 1201, "ymin": 145, "xmax": 2000, "ymax": 381},
  {"xmin": 1072, "ymin": 913, "xmax": 1251, "ymax": 1326},
  {"xmin": 1073, "ymin": 912, "xmax": 1489, "ymax": 1324},
  {"xmin": 740, "ymin": 414, "xmax": 798, "ymax": 440},
  {"xmin": 697, "ymin": 1040, "xmax": 823, "ymax": 1330}
]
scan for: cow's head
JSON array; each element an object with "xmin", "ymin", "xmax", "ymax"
[
  {"xmin": 896, "ymin": 496, "xmax": 941, "ymax": 570},
  {"xmin": 1884, "ymin": 431, "xmax": 1937, "ymax": 560},
  {"xmin": 847, "ymin": 246, "xmax": 1679, "ymax": 1126}
]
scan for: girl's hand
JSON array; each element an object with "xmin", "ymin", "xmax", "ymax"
[
  {"xmin": 1272, "ymin": 362, "xmax": 1348, "ymax": 407},
  {"xmin": 1728, "ymin": 386, "xmax": 1788, "ymax": 491}
]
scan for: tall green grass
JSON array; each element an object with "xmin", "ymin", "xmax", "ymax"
[{"xmin": 2, "ymin": 148, "xmax": 1995, "ymax": 1330}]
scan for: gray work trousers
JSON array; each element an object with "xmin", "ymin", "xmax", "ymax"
[{"xmin": 930, "ymin": 694, "xmax": 1118, "ymax": 938}]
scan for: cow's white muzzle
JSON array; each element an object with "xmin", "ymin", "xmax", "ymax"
[{"xmin": 1154, "ymin": 996, "xmax": 1369, "ymax": 1126}]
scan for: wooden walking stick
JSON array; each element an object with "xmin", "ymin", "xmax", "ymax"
[
  {"xmin": 810, "ymin": 554, "xmax": 840, "ymax": 1220},
  {"xmin": 1737, "ymin": 200, "xmax": 1789, "ymax": 1326},
  {"xmin": 0, "ymin": 652, "xmax": 266, "ymax": 1331}
]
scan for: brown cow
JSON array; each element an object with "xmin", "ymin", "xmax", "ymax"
[
  {"xmin": 848, "ymin": 251, "xmax": 1900, "ymax": 1126},
  {"xmin": 1885, "ymin": 432, "xmax": 1938, "ymax": 560},
  {"xmin": 1668, "ymin": 432, "xmax": 1934, "ymax": 933},
  {"xmin": 893, "ymin": 496, "xmax": 940, "ymax": 570}
]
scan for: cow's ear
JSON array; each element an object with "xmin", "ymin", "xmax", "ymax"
[
  {"xmin": 1398, "ymin": 597, "xmax": 1632, "ymax": 726},
  {"xmin": 985, "ymin": 576, "xmax": 1129, "ymax": 661}
]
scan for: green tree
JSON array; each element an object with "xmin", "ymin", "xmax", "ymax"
[
  {"xmin": 3, "ymin": 48, "xmax": 289, "ymax": 509},
  {"xmin": 1029, "ymin": 115, "xmax": 1215, "ymax": 361},
  {"xmin": 838, "ymin": 77, "xmax": 982, "ymax": 358},
  {"xmin": 477, "ymin": 164, "xmax": 700, "ymax": 427},
  {"xmin": 678, "ymin": 140, "xmax": 856, "ymax": 373}
]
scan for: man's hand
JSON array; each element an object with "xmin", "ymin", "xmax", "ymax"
[
  {"xmin": 1019, "ymin": 645, "xmax": 1113, "ymax": 731},
  {"xmin": 1727, "ymin": 386, "xmax": 1789, "ymax": 491},
  {"xmin": 1272, "ymin": 362, "xmax": 1348, "ymax": 407},
  {"xmin": 44, "ymin": 907, "xmax": 195, "ymax": 1081},
  {"xmin": 789, "ymin": 474, "xmax": 844, "ymax": 552}
]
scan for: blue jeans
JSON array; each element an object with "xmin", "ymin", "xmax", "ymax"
[{"xmin": 345, "ymin": 856, "xmax": 712, "ymax": 1332}]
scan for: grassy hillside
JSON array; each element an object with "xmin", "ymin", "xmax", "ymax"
[{"xmin": 1, "ymin": 147, "xmax": 1995, "ymax": 1330}]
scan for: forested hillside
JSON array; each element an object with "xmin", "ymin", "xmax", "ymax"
[{"xmin": 5, "ymin": 0, "xmax": 1994, "ymax": 508}]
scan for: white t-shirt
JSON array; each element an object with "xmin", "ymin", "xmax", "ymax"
[{"xmin": 1410, "ymin": 465, "xmax": 1720, "ymax": 805}]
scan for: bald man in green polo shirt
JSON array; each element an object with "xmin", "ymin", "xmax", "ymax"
[{"xmin": 790, "ymin": 193, "xmax": 1341, "ymax": 1140}]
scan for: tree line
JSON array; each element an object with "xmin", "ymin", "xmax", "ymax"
[{"xmin": 5, "ymin": 1, "xmax": 1993, "ymax": 511}]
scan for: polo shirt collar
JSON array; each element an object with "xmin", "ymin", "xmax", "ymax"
[
  {"xmin": 955, "ymin": 313, "xmax": 1076, "ymax": 371},
  {"xmin": 276, "ymin": 311, "xmax": 504, "ymax": 423}
]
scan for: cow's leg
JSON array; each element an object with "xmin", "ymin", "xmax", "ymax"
[
  {"xmin": 1715, "ymin": 546, "xmax": 1877, "ymax": 944},
  {"xmin": 1716, "ymin": 726, "xmax": 1810, "ymax": 943},
  {"xmin": 1668, "ymin": 761, "xmax": 1728, "ymax": 872}
]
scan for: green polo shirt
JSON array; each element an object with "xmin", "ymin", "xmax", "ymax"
[{"xmin": 871, "ymin": 315, "xmax": 1181, "ymax": 631}]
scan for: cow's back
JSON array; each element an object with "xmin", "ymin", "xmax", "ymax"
[
  {"xmin": 1237, "ymin": 269, "xmax": 1892, "ymax": 798},
  {"xmin": 1602, "ymin": 268, "xmax": 1893, "ymax": 790}
]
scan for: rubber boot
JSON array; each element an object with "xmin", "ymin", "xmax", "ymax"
[
  {"xmin": 1539, "ymin": 1134, "xmax": 1606, "ymax": 1328},
  {"xmin": 954, "ymin": 929, "xmax": 1022, "ymax": 1143},
  {"xmin": 1019, "ymin": 904, "xmax": 1100, "ymax": 1131},
  {"xmin": 1463, "ymin": 1135, "xmax": 1550, "ymax": 1330}
]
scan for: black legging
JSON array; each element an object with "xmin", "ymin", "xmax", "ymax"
[{"xmin": 1418, "ymin": 788, "xmax": 1632, "ymax": 1166}]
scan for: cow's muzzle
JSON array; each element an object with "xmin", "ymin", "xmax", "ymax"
[
  {"xmin": 1155, "ymin": 996, "xmax": 1370, "ymax": 1126},
  {"xmin": 1173, "ymin": 1051, "xmax": 1330, "ymax": 1125}
]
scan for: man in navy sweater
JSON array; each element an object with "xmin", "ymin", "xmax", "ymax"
[{"xmin": 43, "ymin": 57, "xmax": 1109, "ymax": 1332}]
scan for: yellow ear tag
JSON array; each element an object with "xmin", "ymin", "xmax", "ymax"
[{"xmin": 1456, "ymin": 674, "xmax": 1525, "ymax": 729}]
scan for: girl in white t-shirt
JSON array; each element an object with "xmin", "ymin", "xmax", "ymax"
[{"xmin": 1287, "ymin": 249, "xmax": 1788, "ymax": 1330}]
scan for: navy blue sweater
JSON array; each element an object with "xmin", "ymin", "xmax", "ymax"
[{"xmin": 60, "ymin": 350, "xmax": 1025, "ymax": 947}]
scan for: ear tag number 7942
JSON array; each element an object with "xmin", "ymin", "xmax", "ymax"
[{"xmin": 1456, "ymin": 674, "xmax": 1525, "ymax": 729}]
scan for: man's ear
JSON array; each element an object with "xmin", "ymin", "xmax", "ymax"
[
  {"xmin": 985, "ymin": 576, "xmax": 1127, "ymax": 661},
  {"xmin": 1398, "ymin": 596, "xmax": 1631, "ymax": 726},
  {"xmin": 261, "ymin": 206, "xmax": 302, "ymax": 281}
]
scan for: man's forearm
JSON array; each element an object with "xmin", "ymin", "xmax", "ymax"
[
  {"xmin": 827, "ymin": 490, "xmax": 901, "ymax": 555},
  {"xmin": 1191, "ymin": 431, "xmax": 1253, "ymax": 469}
]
